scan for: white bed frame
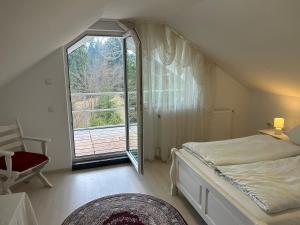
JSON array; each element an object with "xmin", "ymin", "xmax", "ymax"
[{"xmin": 170, "ymin": 148, "xmax": 267, "ymax": 225}]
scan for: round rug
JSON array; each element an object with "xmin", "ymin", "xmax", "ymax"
[{"xmin": 62, "ymin": 193, "xmax": 187, "ymax": 225}]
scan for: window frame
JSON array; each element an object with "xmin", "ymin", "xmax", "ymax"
[{"xmin": 64, "ymin": 29, "xmax": 127, "ymax": 163}]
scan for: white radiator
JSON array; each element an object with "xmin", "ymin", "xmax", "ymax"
[{"xmin": 209, "ymin": 109, "xmax": 234, "ymax": 141}]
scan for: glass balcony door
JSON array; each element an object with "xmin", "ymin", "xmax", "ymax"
[
  {"xmin": 66, "ymin": 31, "xmax": 143, "ymax": 174},
  {"xmin": 124, "ymin": 30, "xmax": 143, "ymax": 174},
  {"xmin": 67, "ymin": 35, "xmax": 127, "ymax": 160}
]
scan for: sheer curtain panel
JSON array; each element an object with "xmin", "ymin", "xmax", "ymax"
[{"xmin": 136, "ymin": 23, "xmax": 213, "ymax": 161}]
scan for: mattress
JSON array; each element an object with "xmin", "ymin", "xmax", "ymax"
[{"xmin": 177, "ymin": 149, "xmax": 300, "ymax": 225}]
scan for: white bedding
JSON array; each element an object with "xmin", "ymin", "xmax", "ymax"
[
  {"xmin": 183, "ymin": 135, "xmax": 300, "ymax": 167},
  {"xmin": 179, "ymin": 149, "xmax": 300, "ymax": 225},
  {"xmin": 217, "ymin": 156, "xmax": 300, "ymax": 214}
]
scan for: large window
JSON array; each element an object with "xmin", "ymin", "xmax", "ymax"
[
  {"xmin": 68, "ymin": 36, "xmax": 125, "ymax": 129},
  {"xmin": 67, "ymin": 35, "xmax": 129, "ymax": 158},
  {"xmin": 66, "ymin": 31, "xmax": 142, "ymax": 175}
]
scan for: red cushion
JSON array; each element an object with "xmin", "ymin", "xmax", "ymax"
[{"xmin": 0, "ymin": 151, "xmax": 48, "ymax": 172}]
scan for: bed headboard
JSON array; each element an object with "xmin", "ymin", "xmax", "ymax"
[{"xmin": 209, "ymin": 109, "xmax": 234, "ymax": 141}]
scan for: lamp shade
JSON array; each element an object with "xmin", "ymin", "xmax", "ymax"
[{"xmin": 274, "ymin": 118, "xmax": 285, "ymax": 129}]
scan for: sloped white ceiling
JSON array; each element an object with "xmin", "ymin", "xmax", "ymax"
[
  {"xmin": 169, "ymin": 0, "xmax": 300, "ymax": 98},
  {"xmin": 1, "ymin": 0, "xmax": 300, "ymax": 97}
]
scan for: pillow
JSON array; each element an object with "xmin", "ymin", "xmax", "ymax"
[{"xmin": 287, "ymin": 125, "xmax": 300, "ymax": 145}]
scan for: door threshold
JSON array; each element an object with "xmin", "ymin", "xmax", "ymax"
[{"xmin": 72, "ymin": 155, "xmax": 130, "ymax": 170}]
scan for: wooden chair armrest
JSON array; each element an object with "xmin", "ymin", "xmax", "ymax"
[
  {"xmin": 22, "ymin": 136, "xmax": 51, "ymax": 156},
  {"xmin": 22, "ymin": 136, "xmax": 51, "ymax": 143},
  {"xmin": 0, "ymin": 151, "xmax": 14, "ymax": 177},
  {"xmin": 0, "ymin": 150, "xmax": 14, "ymax": 157}
]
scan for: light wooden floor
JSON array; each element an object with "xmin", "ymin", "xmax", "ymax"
[{"xmin": 12, "ymin": 160, "xmax": 206, "ymax": 225}]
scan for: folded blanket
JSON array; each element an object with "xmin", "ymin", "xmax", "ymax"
[
  {"xmin": 217, "ymin": 156, "xmax": 300, "ymax": 213},
  {"xmin": 183, "ymin": 135, "xmax": 300, "ymax": 167}
]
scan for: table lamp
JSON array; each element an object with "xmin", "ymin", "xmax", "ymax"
[{"xmin": 274, "ymin": 118, "xmax": 284, "ymax": 134}]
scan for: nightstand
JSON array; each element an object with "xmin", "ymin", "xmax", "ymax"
[{"xmin": 259, "ymin": 129, "xmax": 289, "ymax": 140}]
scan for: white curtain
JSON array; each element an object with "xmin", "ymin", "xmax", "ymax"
[{"xmin": 136, "ymin": 23, "xmax": 214, "ymax": 161}]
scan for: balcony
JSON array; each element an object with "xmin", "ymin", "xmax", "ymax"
[
  {"xmin": 74, "ymin": 125, "xmax": 138, "ymax": 157},
  {"xmin": 71, "ymin": 92, "xmax": 137, "ymax": 158}
]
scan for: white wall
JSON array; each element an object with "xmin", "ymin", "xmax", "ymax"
[
  {"xmin": 0, "ymin": 48, "xmax": 72, "ymax": 171},
  {"xmin": 0, "ymin": 47, "xmax": 252, "ymax": 170},
  {"xmin": 2, "ymin": 43, "xmax": 299, "ymax": 171},
  {"xmin": 248, "ymin": 91, "xmax": 300, "ymax": 134},
  {"xmin": 212, "ymin": 67, "xmax": 251, "ymax": 138}
]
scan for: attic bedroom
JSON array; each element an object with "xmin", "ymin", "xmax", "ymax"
[{"xmin": 1, "ymin": 1, "xmax": 300, "ymax": 225}]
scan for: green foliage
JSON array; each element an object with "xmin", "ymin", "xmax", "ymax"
[
  {"xmin": 67, "ymin": 36, "xmax": 138, "ymax": 128},
  {"xmin": 68, "ymin": 46, "xmax": 89, "ymax": 93},
  {"xmin": 89, "ymin": 111, "xmax": 122, "ymax": 127},
  {"xmin": 88, "ymin": 96, "xmax": 123, "ymax": 127},
  {"xmin": 126, "ymin": 52, "xmax": 138, "ymax": 124},
  {"xmin": 127, "ymin": 53, "xmax": 137, "ymax": 91},
  {"xmin": 68, "ymin": 37, "xmax": 124, "ymax": 94}
]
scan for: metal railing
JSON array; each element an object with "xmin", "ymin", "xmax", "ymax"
[{"xmin": 71, "ymin": 92, "xmax": 136, "ymax": 129}]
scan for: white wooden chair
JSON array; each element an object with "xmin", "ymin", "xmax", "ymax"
[{"xmin": 0, "ymin": 120, "xmax": 52, "ymax": 194}]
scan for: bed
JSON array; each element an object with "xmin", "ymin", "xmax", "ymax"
[{"xmin": 170, "ymin": 135, "xmax": 300, "ymax": 225}]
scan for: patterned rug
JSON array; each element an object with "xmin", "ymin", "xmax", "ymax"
[{"xmin": 62, "ymin": 193, "xmax": 187, "ymax": 225}]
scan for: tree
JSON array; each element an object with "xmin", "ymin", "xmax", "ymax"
[
  {"xmin": 89, "ymin": 96, "xmax": 123, "ymax": 127},
  {"xmin": 68, "ymin": 36, "xmax": 129, "ymax": 128},
  {"xmin": 126, "ymin": 51, "xmax": 138, "ymax": 123},
  {"xmin": 68, "ymin": 45, "xmax": 89, "ymax": 93}
]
